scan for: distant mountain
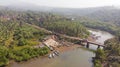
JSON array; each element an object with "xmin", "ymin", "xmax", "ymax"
[
  {"xmin": 1, "ymin": 3, "xmax": 120, "ymax": 26},
  {"xmin": 51, "ymin": 6, "xmax": 120, "ymax": 26},
  {"xmin": 5, "ymin": 2, "xmax": 54, "ymax": 11},
  {"xmin": 82, "ymin": 6, "xmax": 120, "ymax": 26},
  {"xmin": 50, "ymin": 6, "xmax": 118, "ymax": 15},
  {"xmin": 4, "ymin": 3, "xmax": 116, "ymax": 14}
]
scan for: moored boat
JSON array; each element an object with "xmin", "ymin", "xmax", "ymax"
[
  {"xmin": 48, "ymin": 54, "xmax": 52, "ymax": 59},
  {"xmin": 52, "ymin": 53, "xmax": 55, "ymax": 58}
]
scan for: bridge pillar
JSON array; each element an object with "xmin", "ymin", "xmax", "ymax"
[
  {"xmin": 97, "ymin": 45, "xmax": 100, "ymax": 49},
  {"xmin": 86, "ymin": 42, "xmax": 89, "ymax": 48},
  {"xmin": 79, "ymin": 40, "xmax": 82, "ymax": 44}
]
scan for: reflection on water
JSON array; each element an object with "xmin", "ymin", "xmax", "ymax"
[
  {"xmin": 8, "ymin": 29, "xmax": 113, "ymax": 67},
  {"xmin": 44, "ymin": 49, "xmax": 94, "ymax": 67}
]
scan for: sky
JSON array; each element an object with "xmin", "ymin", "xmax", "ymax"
[{"xmin": 0, "ymin": 0, "xmax": 120, "ymax": 8}]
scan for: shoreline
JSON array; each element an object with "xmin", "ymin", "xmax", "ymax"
[
  {"xmin": 56, "ymin": 35, "xmax": 96, "ymax": 52},
  {"xmin": 56, "ymin": 43, "xmax": 82, "ymax": 53},
  {"xmin": 7, "ymin": 44, "xmax": 83, "ymax": 67}
]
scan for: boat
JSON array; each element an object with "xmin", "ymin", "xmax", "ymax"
[
  {"xmin": 56, "ymin": 50, "xmax": 60, "ymax": 54},
  {"xmin": 52, "ymin": 53, "xmax": 55, "ymax": 58},
  {"xmin": 54, "ymin": 51, "xmax": 59, "ymax": 56},
  {"xmin": 48, "ymin": 54, "xmax": 52, "ymax": 59}
]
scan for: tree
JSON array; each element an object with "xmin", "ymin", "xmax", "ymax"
[
  {"xmin": 94, "ymin": 60, "xmax": 102, "ymax": 67},
  {"xmin": 0, "ymin": 46, "xmax": 9, "ymax": 66},
  {"xmin": 94, "ymin": 48, "xmax": 106, "ymax": 67},
  {"xmin": 95, "ymin": 48, "xmax": 106, "ymax": 62},
  {"xmin": 18, "ymin": 38, "xmax": 27, "ymax": 46}
]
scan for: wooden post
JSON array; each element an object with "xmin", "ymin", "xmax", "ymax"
[
  {"xmin": 86, "ymin": 42, "xmax": 89, "ymax": 48},
  {"xmin": 79, "ymin": 40, "xmax": 82, "ymax": 44},
  {"xmin": 97, "ymin": 45, "xmax": 100, "ymax": 49}
]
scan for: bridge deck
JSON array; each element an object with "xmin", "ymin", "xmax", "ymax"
[
  {"xmin": 87, "ymin": 41, "xmax": 105, "ymax": 47},
  {"xmin": 53, "ymin": 32, "xmax": 105, "ymax": 47}
]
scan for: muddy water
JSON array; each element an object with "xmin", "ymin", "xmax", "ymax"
[
  {"xmin": 7, "ymin": 29, "xmax": 113, "ymax": 67},
  {"xmin": 88, "ymin": 29, "xmax": 113, "ymax": 50}
]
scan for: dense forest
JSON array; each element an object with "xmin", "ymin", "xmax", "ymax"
[
  {"xmin": 75, "ymin": 17, "xmax": 120, "ymax": 35},
  {"xmin": 0, "ymin": 20, "xmax": 50, "ymax": 66},
  {"xmin": 0, "ymin": 9, "xmax": 90, "ymax": 38},
  {"xmin": 42, "ymin": 21, "xmax": 89, "ymax": 38},
  {"xmin": 104, "ymin": 35, "xmax": 120, "ymax": 67}
]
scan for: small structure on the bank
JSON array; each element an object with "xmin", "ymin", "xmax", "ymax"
[
  {"xmin": 34, "ymin": 35, "xmax": 60, "ymax": 49},
  {"xmin": 43, "ymin": 38, "xmax": 61, "ymax": 47},
  {"xmin": 43, "ymin": 35, "xmax": 61, "ymax": 50}
]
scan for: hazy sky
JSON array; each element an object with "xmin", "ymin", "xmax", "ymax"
[{"xmin": 0, "ymin": 0, "xmax": 120, "ymax": 8}]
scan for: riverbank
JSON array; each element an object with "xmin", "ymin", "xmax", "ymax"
[
  {"xmin": 56, "ymin": 42, "xmax": 82, "ymax": 52},
  {"xmin": 6, "ymin": 35, "xmax": 93, "ymax": 67},
  {"xmin": 6, "ymin": 43, "xmax": 83, "ymax": 67},
  {"xmin": 55, "ymin": 34, "xmax": 96, "ymax": 52}
]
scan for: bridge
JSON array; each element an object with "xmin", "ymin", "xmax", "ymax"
[
  {"xmin": 52, "ymin": 32, "xmax": 105, "ymax": 49},
  {"xmin": 79, "ymin": 39, "xmax": 105, "ymax": 48}
]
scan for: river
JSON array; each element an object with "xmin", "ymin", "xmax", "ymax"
[{"xmin": 7, "ymin": 29, "xmax": 113, "ymax": 67}]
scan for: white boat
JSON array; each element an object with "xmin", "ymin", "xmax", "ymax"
[
  {"xmin": 52, "ymin": 53, "xmax": 55, "ymax": 58},
  {"xmin": 56, "ymin": 50, "xmax": 60, "ymax": 54},
  {"xmin": 48, "ymin": 54, "xmax": 52, "ymax": 59}
]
